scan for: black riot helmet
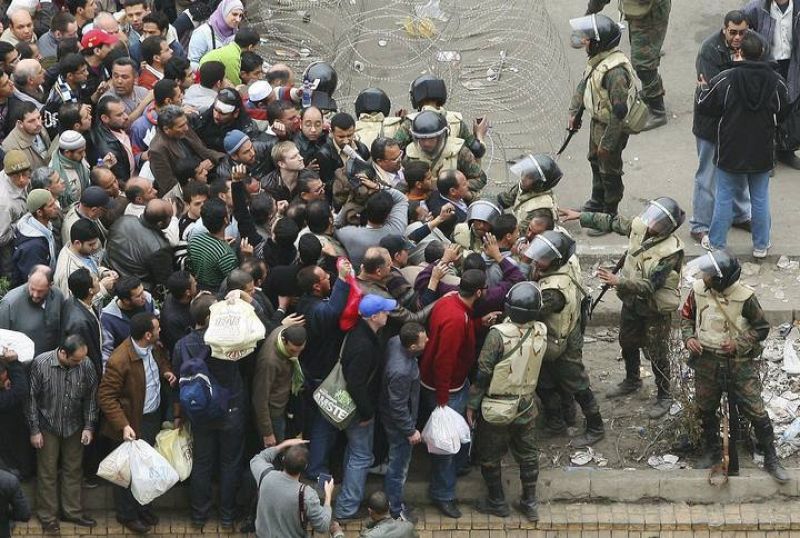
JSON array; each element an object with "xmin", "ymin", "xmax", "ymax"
[
  {"xmin": 504, "ymin": 282, "xmax": 543, "ymax": 324},
  {"xmin": 465, "ymin": 200, "xmax": 502, "ymax": 226},
  {"xmin": 410, "ymin": 110, "xmax": 448, "ymax": 139},
  {"xmin": 690, "ymin": 250, "xmax": 741, "ymax": 293},
  {"xmin": 509, "ymin": 154, "xmax": 563, "ymax": 193},
  {"xmin": 569, "ymin": 14, "xmax": 622, "ymax": 56},
  {"xmin": 304, "ymin": 61, "xmax": 338, "ymax": 112},
  {"xmin": 524, "ymin": 230, "xmax": 575, "ymax": 272},
  {"xmin": 354, "ymin": 88, "xmax": 391, "ymax": 117},
  {"xmin": 639, "ymin": 197, "xmax": 685, "ymax": 238},
  {"xmin": 409, "ymin": 74, "xmax": 448, "ymax": 110}
]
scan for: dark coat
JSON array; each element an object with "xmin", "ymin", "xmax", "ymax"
[
  {"xmin": 743, "ymin": 0, "xmax": 800, "ymax": 101},
  {"xmin": 191, "ymin": 107, "xmax": 262, "ymax": 153},
  {"xmin": 341, "ymin": 319, "xmax": 384, "ymax": 421},
  {"xmin": 87, "ymin": 124, "xmax": 132, "ymax": 183},
  {"xmin": 697, "ymin": 61, "xmax": 790, "ymax": 173},
  {"xmin": 0, "ymin": 361, "xmax": 33, "ymax": 479},
  {"xmin": 693, "ymin": 30, "xmax": 736, "ymax": 142},
  {"xmin": 63, "ymin": 297, "xmax": 103, "ymax": 378},
  {"xmin": 106, "ymin": 215, "xmax": 173, "ymax": 290},
  {"xmin": 98, "ymin": 338, "xmax": 172, "ymax": 442},
  {"xmin": 295, "ymin": 278, "xmax": 350, "ymax": 381},
  {"xmin": 314, "ymin": 138, "xmax": 370, "ymax": 185},
  {"xmin": 148, "ymin": 128, "xmax": 224, "ymax": 195},
  {"xmin": 425, "ymin": 193, "xmax": 467, "ymax": 240}
]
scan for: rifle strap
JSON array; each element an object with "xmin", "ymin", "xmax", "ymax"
[{"xmin": 710, "ymin": 293, "xmax": 744, "ymax": 361}]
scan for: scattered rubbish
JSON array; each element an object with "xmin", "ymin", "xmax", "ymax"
[
  {"xmin": 669, "ymin": 401, "xmax": 682, "ymax": 416},
  {"xmin": 298, "ymin": 48, "xmax": 311, "ymax": 57},
  {"xmin": 647, "ymin": 454, "xmax": 679, "ymax": 471},
  {"xmin": 402, "ymin": 17, "xmax": 437, "ymax": 39},
  {"xmin": 353, "ymin": 61, "xmax": 364, "ymax": 72},
  {"xmin": 780, "ymin": 417, "xmax": 800, "ymax": 443},
  {"xmin": 415, "ymin": 0, "xmax": 449, "ymax": 21},
  {"xmin": 569, "ymin": 447, "xmax": 607, "ymax": 467},
  {"xmin": 777, "ymin": 256, "xmax": 799, "ymax": 271},
  {"xmin": 775, "ymin": 290, "xmax": 786, "ymax": 300},
  {"xmin": 783, "ymin": 326, "xmax": 800, "ymax": 374},
  {"xmin": 377, "ymin": 39, "xmax": 388, "ymax": 47},
  {"xmin": 435, "ymin": 51, "xmax": 461, "ymax": 63},
  {"xmin": 462, "ymin": 80, "xmax": 485, "ymax": 91},
  {"xmin": 583, "ymin": 336, "xmax": 598, "ymax": 344},
  {"xmin": 486, "ymin": 51, "xmax": 506, "ymax": 82}
]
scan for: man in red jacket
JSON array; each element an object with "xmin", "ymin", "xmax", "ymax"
[{"xmin": 419, "ymin": 269, "xmax": 499, "ymax": 519}]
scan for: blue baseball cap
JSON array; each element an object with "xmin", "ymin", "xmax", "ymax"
[{"xmin": 359, "ymin": 294, "xmax": 397, "ymax": 317}]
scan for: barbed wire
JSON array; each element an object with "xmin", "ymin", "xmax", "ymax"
[{"xmin": 248, "ymin": 0, "xmax": 572, "ymax": 186}]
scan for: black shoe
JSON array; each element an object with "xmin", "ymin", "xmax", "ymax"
[
  {"xmin": 641, "ymin": 110, "xmax": 668, "ymax": 131},
  {"xmin": 220, "ymin": 519, "xmax": 235, "ymax": 532},
  {"xmin": 41, "ymin": 521, "xmax": 61, "ymax": 535},
  {"xmin": 514, "ymin": 499, "xmax": 540, "ymax": 522},
  {"xmin": 456, "ymin": 465, "xmax": 472, "ymax": 478},
  {"xmin": 117, "ymin": 518, "xmax": 150, "ymax": 535},
  {"xmin": 239, "ymin": 517, "xmax": 255, "ymax": 533},
  {"xmin": 765, "ymin": 455, "xmax": 791, "ymax": 484},
  {"xmin": 582, "ymin": 199, "xmax": 604, "ymax": 212},
  {"xmin": 335, "ymin": 507, "xmax": 369, "ymax": 523},
  {"xmin": 648, "ymin": 397, "xmax": 672, "ymax": 419},
  {"xmin": 606, "ymin": 378, "xmax": 642, "ymax": 399},
  {"xmin": 434, "ymin": 500, "xmax": 462, "ymax": 519},
  {"xmin": 61, "ymin": 515, "xmax": 97, "ymax": 527},
  {"xmin": 138, "ymin": 509, "xmax": 159, "ymax": 527},
  {"xmin": 778, "ymin": 151, "xmax": 800, "ymax": 170},
  {"xmin": 474, "ymin": 498, "xmax": 511, "ymax": 517}
]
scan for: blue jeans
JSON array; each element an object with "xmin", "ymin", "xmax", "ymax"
[
  {"xmin": 383, "ymin": 427, "xmax": 413, "ymax": 517},
  {"xmin": 305, "ymin": 379, "xmax": 339, "ymax": 480},
  {"xmin": 691, "ymin": 137, "xmax": 750, "ymax": 234},
  {"xmin": 332, "ymin": 419, "xmax": 375, "ymax": 518},
  {"xmin": 420, "ymin": 383, "xmax": 470, "ymax": 502},
  {"xmin": 189, "ymin": 409, "xmax": 244, "ymax": 523},
  {"xmin": 709, "ymin": 168, "xmax": 771, "ymax": 250}
]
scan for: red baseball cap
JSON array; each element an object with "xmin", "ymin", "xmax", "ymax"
[{"xmin": 81, "ymin": 29, "xmax": 118, "ymax": 50}]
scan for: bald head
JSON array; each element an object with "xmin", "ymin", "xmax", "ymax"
[
  {"xmin": 27, "ymin": 265, "xmax": 52, "ymax": 304},
  {"xmin": 143, "ymin": 198, "xmax": 173, "ymax": 229},
  {"xmin": 361, "ymin": 246, "xmax": 391, "ymax": 275},
  {"xmin": 125, "ymin": 176, "xmax": 156, "ymax": 205},
  {"xmin": 13, "ymin": 58, "xmax": 43, "ymax": 90},
  {"xmin": 94, "ymin": 12, "xmax": 120, "ymax": 34},
  {"xmin": 9, "ymin": 10, "xmax": 33, "ymax": 43},
  {"xmin": 267, "ymin": 63, "xmax": 294, "ymax": 85}
]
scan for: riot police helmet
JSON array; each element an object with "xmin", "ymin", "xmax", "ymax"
[
  {"xmin": 689, "ymin": 250, "xmax": 741, "ymax": 293},
  {"xmin": 355, "ymin": 88, "xmax": 391, "ymax": 117},
  {"xmin": 639, "ymin": 197, "xmax": 685, "ymax": 238},
  {"xmin": 524, "ymin": 230, "xmax": 575, "ymax": 272},
  {"xmin": 569, "ymin": 14, "xmax": 622, "ymax": 55},
  {"xmin": 509, "ymin": 154, "xmax": 563, "ymax": 193},
  {"xmin": 504, "ymin": 282, "xmax": 543, "ymax": 324},
  {"xmin": 466, "ymin": 200, "xmax": 502, "ymax": 226},
  {"xmin": 410, "ymin": 74, "xmax": 448, "ymax": 109},
  {"xmin": 303, "ymin": 61, "xmax": 338, "ymax": 95},
  {"xmin": 410, "ymin": 110, "xmax": 448, "ymax": 139}
]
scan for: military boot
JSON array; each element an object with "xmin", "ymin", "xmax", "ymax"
[
  {"xmin": 648, "ymin": 389, "xmax": 673, "ymax": 419},
  {"xmin": 537, "ymin": 387, "xmax": 567, "ymax": 436},
  {"xmin": 571, "ymin": 413, "xmax": 606, "ymax": 448},
  {"xmin": 754, "ymin": 418, "xmax": 790, "ymax": 483},
  {"xmin": 474, "ymin": 466, "xmax": 510, "ymax": 517},
  {"xmin": 695, "ymin": 413, "xmax": 721, "ymax": 469},
  {"xmin": 582, "ymin": 165, "xmax": 604, "ymax": 211},
  {"xmin": 606, "ymin": 378, "xmax": 642, "ymax": 399},
  {"xmin": 641, "ymin": 95, "xmax": 668, "ymax": 131},
  {"xmin": 515, "ymin": 466, "xmax": 539, "ymax": 522}
]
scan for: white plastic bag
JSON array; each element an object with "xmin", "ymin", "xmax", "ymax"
[
  {"xmin": 129, "ymin": 440, "xmax": 180, "ymax": 505},
  {"xmin": 155, "ymin": 426, "xmax": 193, "ymax": 481},
  {"xmin": 204, "ymin": 296, "xmax": 266, "ymax": 360},
  {"xmin": 97, "ymin": 442, "xmax": 134, "ymax": 487},
  {"xmin": 422, "ymin": 406, "xmax": 469, "ymax": 455}
]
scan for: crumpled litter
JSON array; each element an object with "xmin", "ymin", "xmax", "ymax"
[
  {"xmin": 570, "ymin": 447, "xmax": 607, "ymax": 467},
  {"xmin": 777, "ymin": 256, "xmax": 799, "ymax": 271},
  {"xmin": 783, "ymin": 326, "xmax": 800, "ymax": 374},
  {"xmin": 647, "ymin": 454, "xmax": 679, "ymax": 471}
]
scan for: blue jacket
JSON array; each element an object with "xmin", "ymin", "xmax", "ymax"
[
  {"xmin": 100, "ymin": 293, "xmax": 157, "ymax": 370},
  {"xmin": 295, "ymin": 277, "xmax": 350, "ymax": 381},
  {"xmin": 11, "ymin": 214, "xmax": 55, "ymax": 287}
]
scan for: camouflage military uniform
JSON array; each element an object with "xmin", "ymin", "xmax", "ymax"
[
  {"xmin": 468, "ymin": 329, "xmax": 538, "ymax": 486},
  {"xmin": 394, "ymin": 108, "xmax": 483, "ymax": 158},
  {"xmin": 580, "ymin": 211, "xmax": 683, "ymax": 397},
  {"xmin": 586, "ymin": 0, "xmax": 672, "ymax": 103},
  {"xmin": 570, "ymin": 59, "xmax": 631, "ymax": 210}
]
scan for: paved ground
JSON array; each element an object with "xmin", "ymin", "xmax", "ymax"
[
  {"xmin": 12, "ymin": 500, "xmax": 800, "ymax": 536},
  {"xmin": 540, "ymin": 0, "xmax": 800, "ymax": 261}
]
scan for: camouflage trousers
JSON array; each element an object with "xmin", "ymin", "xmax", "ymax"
[
  {"xmin": 538, "ymin": 327, "xmax": 599, "ymax": 416},
  {"xmin": 692, "ymin": 353, "xmax": 768, "ymax": 420},
  {"xmin": 619, "ymin": 306, "xmax": 671, "ymax": 394},
  {"xmin": 474, "ymin": 406, "xmax": 539, "ymax": 470},
  {"xmin": 587, "ymin": 118, "xmax": 628, "ymax": 176},
  {"xmin": 627, "ymin": 0, "xmax": 671, "ymax": 100}
]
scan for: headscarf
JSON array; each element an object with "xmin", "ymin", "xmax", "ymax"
[{"xmin": 208, "ymin": 0, "xmax": 244, "ymax": 41}]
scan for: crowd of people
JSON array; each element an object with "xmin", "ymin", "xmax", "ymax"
[{"xmin": 0, "ymin": 0, "xmax": 797, "ymax": 536}]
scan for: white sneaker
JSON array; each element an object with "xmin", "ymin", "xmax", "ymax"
[
  {"xmin": 753, "ymin": 247, "xmax": 769, "ymax": 259},
  {"xmin": 700, "ymin": 235, "xmax": 711, "ymax": 250}
]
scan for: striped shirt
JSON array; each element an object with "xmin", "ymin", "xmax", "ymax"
[
  {"xmin": 187, "ymin": 231, "xmax": 238, "ymax": 290},
  {"xmin": 27, "ymin": 350, "xmax": 99, "ymax": 437}
]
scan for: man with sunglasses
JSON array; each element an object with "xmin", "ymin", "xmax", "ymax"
[
  {"xmin": 690, "ymin": 10, "xmax": 753, "ymax": 248},
  {"xmin": 560, "ymin": 197, "xmax": 685, "ymax": 419}
]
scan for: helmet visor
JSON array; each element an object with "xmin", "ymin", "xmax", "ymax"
[
  {"xmin": 686, "ymin": 252, "xmax": 723, "ymax": 279},
  {"xmin": 524, "ymin": 234, "xmax": 562, "ymax": 267},
  {"xmin": 509, "ymin": 155, "xmax": 544, "ymax": 181},
  {"xmin": 640, "ymin": 200, "xmax": 677, "ymax": 236},
  {"xmin": 569, "ymin": 15, "xmax": 599, "ymax": 40}
]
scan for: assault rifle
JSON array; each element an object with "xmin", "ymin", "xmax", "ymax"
[{"xmin": 588, "ymin": 252, "xmax": 626, "ymax": 319}]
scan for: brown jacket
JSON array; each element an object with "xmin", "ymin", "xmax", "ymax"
[
  {"xmin": 252, "ymin": 327, "xmax": 292, "ymax": 438},
  {"xmin": 1, "ymin": 124, "xmax": 53, "ymax": 170},
  {"xmin": 148, "ymin": 126, "xmax": 224, "ymax": 195},
  {"xmin": 98, "ymin": 338, "xmax": 172, "ymax": 441}
]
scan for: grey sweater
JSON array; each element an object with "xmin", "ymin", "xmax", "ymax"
[{"xmin": 250, "ymin": 447, "xmax": 331, "ymax": 538}]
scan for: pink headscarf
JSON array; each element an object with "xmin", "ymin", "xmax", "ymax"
[{"xmin": 208, "ymin": 0, "xmax": 244, "ymax": 41}]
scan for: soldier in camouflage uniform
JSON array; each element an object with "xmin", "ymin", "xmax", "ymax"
[
  {"xmin": 586, "ymin": 0, "xmax": 671, "ymax": 130},
  {"xmin": 680, "ymin": 250, "xmax": 788, "ymax": 483},
  {"xmin": 394, "ymin": 75, "xmax": 488, "ymax": 160},
  {"xmin": 526, "ymin": 230, "xmax": 605, "ymax": 448},
  {"xmin": 403, "ymin": 110, "xmax": 487, "ymax": 203},
  {"xmin": 496, "ymin": 154, "xmax": 562, "ymax": 236},
  {"xmin": 467, "ymin": 282, "xmax": 546, "ymax": 522},
  {"xmin": 560, "ymin": 197, "xmax": 685, "ymax": 419},
  {"xmin": 569, "ymin": 14, "xmax": 634, "ymax": 229}
]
